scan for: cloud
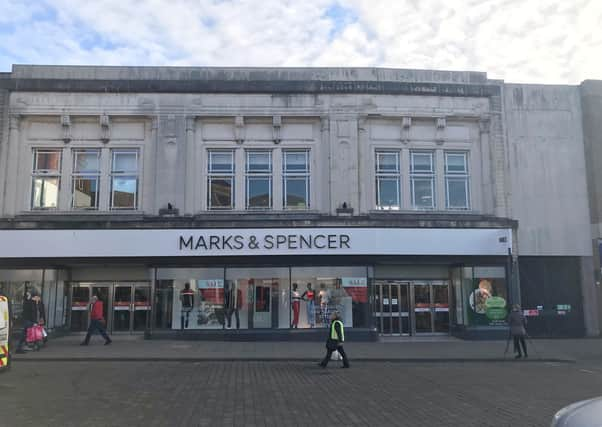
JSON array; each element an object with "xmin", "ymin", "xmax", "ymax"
[{"xmin": 0, "ymin": 0, "xmax": 599, "ymax": 84}]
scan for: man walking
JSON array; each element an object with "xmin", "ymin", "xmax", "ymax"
[
  {"xmin": 507, "ymin": 304, "xmax": 528, "ymax": 358},
  {"xmin": 81, "ymin": 295, "xmax": 112, "ymax": 346},
  {"xmin": 319, "ymin": 311, "xmax": 350, "ymax": 369}
]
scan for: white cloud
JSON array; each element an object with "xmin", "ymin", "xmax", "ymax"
[{"xmin": 0, "ymin": 0, "xmax": 600, "ymax": 83}]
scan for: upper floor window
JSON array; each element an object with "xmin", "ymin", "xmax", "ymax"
[
  {"xmin": 110, "ymin": 149, "xmax": 139, "ymax": 210},
  {"xmin": 246, "ymin": 151, "xmax": 272, "ymax": 210},
  {"xmin": 31, "ymin": 149, "xmax": 62, "ymax": 209},
  {"xmin": 410, "ymin": 151, "xmax": 435, "ymax": 209},
  {"xmin": 445, "ymin": 152, "xmax": 470, "ymax": 209},
  {"xmin": 72, "ymin": 149, "xmax": 100, "ymax": 210},
  {"xmin": 208, "ymin": 150, "xmax": 235, "ymax": 210},
  {"xmin": 375, "ymin": 151, "xmax": 400, "ymax": 210},
  {"xmin": 283, "ymin": 150, "xmax": 310, "ymax": 210}
]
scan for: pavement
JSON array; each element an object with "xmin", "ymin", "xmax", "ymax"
[{"xmin": 9, "ymin": 334, "xmax": 602, "ymax": 362}]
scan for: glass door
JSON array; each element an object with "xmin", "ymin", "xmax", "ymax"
[
  {"xmin": 433, "ymin": 281, "xmax": 450, "ymax": 333},
  {"xmin": 133, "ymin": 285, "xmax": 151, "ymax": 331},
  {"xmin": 112, "ymin": 285, "xmax": 132, "ymax": 332},
  {"xmin": 374, "ymin": 281, "xmax": 410, "ymax": 336},
  {"xmin": 412, "ymin": 282, "xmax": 432, "ymax": 333},
  {"xmin": 70, "ymin": 285, "xmax": 90, "ymax": 332}
]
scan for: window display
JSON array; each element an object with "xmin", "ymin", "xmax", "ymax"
[{"xmin": 465, "ymin": 266, "xmax": 508, "ymax": 327}]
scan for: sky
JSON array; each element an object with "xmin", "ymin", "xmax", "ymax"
[{"xmin": 0, "ymin": 0, "xmax": 599, "ymax": 84}]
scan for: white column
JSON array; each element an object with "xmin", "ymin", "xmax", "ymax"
[
  {"xmin": 357, "ymin": 116, "xmax": 369, "ymax": 214},
  {"xmin": 58, "ymin": 145, "xmax": 72, "ymax": 211},
  {"xmin": 401, "ymin": 148, "xmax": 411, "ymax": 209},
  {"xmin": 435, "ymin": 148, "xmax": 445, "ymax": 210},
  {"xmin": 99, "ymin": 146, "xmax": 111, "ymax": 211},
  {"xmin": 479, "ymin": 117, "xmax": 494, "ymax": 214},
  {"xmin": 234, "ymin": 147, "xmax": 245, "ymax": 210},
  {"xmin": 148, "ymin": 117, "xmax": 159, "ymax": 213},
  {"xmin": 184, "ymin": 116, "xmax": 196, "ymax": 215},
  {"xmin": 272, "ymin": 147, "xmax": 283, "ymax": 210}
]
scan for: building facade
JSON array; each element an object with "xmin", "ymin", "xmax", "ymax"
[{"xmin": 0, "ymin": 65, "xmax": 597, "ymax": 340}]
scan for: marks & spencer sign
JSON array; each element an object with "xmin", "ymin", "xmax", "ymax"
[{"xmin": 0, "ymin": 227, "xmax": 512, "ymax": 258}]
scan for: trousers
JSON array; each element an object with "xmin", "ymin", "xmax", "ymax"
[
  {"xmin": 84, "ymin": 319, "xmax": 111, "ymax": 344},
  {"xmin": 513, "ymin": 336, "xmax": 527, "ymax": 356},
  {"xmin": 320, "ymin": 344, "xmax": 350, "ymax": 368}
]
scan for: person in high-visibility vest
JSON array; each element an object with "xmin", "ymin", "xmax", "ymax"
[{"xmin": 319, "ymin": 311, "xmax": 350, "ymax": 368}]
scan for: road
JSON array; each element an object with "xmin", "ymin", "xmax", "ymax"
[{"xmin": 2, "ymin": 359, "xmax": 602, "ymax": 426}]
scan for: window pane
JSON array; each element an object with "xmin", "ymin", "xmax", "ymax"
[
  {"xmin": 112, "ymin": 177, "xmax": 137, "ymax": 208},
  {"xmin": 411, "ymin": 152, "xmax": 433, "ymax": 173},
  {"xmin": 284, "ymin": 152, "xmax": 308, "ymax": 173},
  {"xmin": 32, "ymin": 177, "xmax": 59, "ymax": 208},
  {"xmin": 285, "ymin": 177, "xmax": 308, "ymax": 208},
  {"xmin": 73, "ymin": 178, "xmax": 99, "ymax": 209},
  {"xmin": 446, "ymin": 153, "xmax": 467, "ymax": 173},
  {"xmin": 209, "ymin": 152, "xmax": 234, "ymax": 173},
  {"xmin": 448, "ymin": 178, "xmax": 469, "ymax": 208},
  {"xmin": 377, "ymin": 178, "xmax": 399, "ymax": 208},
  {"xmin": 247, "ymin": 177, "xmax": 271, "ymax": 208},
  {"xmin": 377, "ymin": 152, "xmax": 399, "ymax": 173},
  {"xmin": 247, "ymin": 152, "xmax": 271, "ymax": 173},
  {"xmin": 412, "ymin": 178, "xmax": 434, "ymax": 208},
  {"xmin": 112, "ymin": 152, "xmax": 138, "ymax": 173},
  {"xmin": 210, "ymin": 178, "xmax": 233, "ymax": 209},
  {"xmin": 74, "ymin": 150, "xmax": 100, "ymax": 173},
  {"xmin": 36, "ymin": 151, "xmax": 61, "ymax": 172}
]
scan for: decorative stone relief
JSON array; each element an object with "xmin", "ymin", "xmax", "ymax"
[
  {"xmin": 479, "ymin": 116, "xmax": 491, "ymax": 134},
  {"xmin": 234, "ymin": 116, "xmax": 245, "ymax": 144},
  {"xmin": 61, "ymin": 114, "xmax": 71, "ymax": 143},
  {"xmin": 165, "ymin": 114, "xmax": 176, "ymax": 145},
  {"xmin": 272, "ymin": 115, "xmax": 282, "ymax": 144},
  {"xmin": 401, "ymin": 116, "xmax": 411, "ymax": 144},
  {"xmin": 100, "ymin": 114, "xmax": 110, "ymax": 143},
  {"xmin": 435, "ymin": 117, "xmax": 446, "ymax": 145}
]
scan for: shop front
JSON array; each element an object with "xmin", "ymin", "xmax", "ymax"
[{"xmin": 0, "ymin": 226, "xmax": 514, "ymax": 340}]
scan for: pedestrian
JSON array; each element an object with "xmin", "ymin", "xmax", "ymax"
[
  {"xmin": 15, "ymin": 290, "xmax": 37, "ymax": 353},
  {"xmin": 81, "ymin": 295, "xmax": 112, "ymax": 346},
  {"xmin": 31, "ymin": 292, "xmax": 47, "ymax": 344},
  {"xmin": 507, "ymin": 304, "xmax": 528, "ymax": 359},
  {"xmin": 318, "ymin": 311, "xmax": 350, "ymax": 369}
]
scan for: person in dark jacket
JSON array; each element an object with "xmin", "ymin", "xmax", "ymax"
[
  {"xmin": 319, "ymin": 311, "xmax": 350, "ymax": 368},
  {"xmin": 81, "ymin": 295, "xmax": 112, "ymax": 346},
  {"xmin": 507, "ymin": 304, "xmax": 528, "ymax": 358},
  {"xmin": 16, "ymin": 290, "xmax": 37, "ymax": 353}
]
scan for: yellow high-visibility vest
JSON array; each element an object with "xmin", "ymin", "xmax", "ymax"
[{"xmin": 330, "ymin": 319, "xmax": 344, "ymax": 342}]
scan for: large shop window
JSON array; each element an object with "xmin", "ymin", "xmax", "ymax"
[
  {"xmin": 31, "ymin": 149, "xmax": 62, "ymax": 209},
  {"xmin": 208, "ymin": 150, "xmax": 235, "ymax": 210},
  {"xmin": 72, "ymin": 149, "xmax": 101, "ymax": 209},
  {"xmin": 246, "ymin": 151, "xmax": 272, "ymax": 209},
  {"xmin": 154, "ymin": 266, "xmax": 370, "ymax": 330},
  {"xmin": 445, "ymin": 152, "xmax": 470, "ymax": 209},
  {"xmin": 463, "ymin": 266, "xmax": 508, "ymax": 327},
  {"xmin": 410, "ymin": 151, "xmax": 435, "ymax": 209},
  {"xmin": 283, "ymin": 150, "xmax": 310, "ymax": 209},
  {"xmin": 110, "ymin": 149, "xmax": 139, "ymax": 209},
  {"xmin": 375, "ymin": 151, "xmax": 400, "ymax": 210}
]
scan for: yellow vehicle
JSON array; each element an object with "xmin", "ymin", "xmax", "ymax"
[{"xmin": 0, "ymin": 294, "xmax": 11, "ymax": 371}]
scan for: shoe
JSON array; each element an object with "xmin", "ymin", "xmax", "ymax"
[
  {"xmin": 340, "ymin": 366, "xmax": 350, "ymax": 369},
  {"xmin": 16, "ymin": 349, "xmax": 26, "ymax": 354},
  {"xmin": 80, "ymin": 342, "xmax": 88, "ymax": 346},
  {"xmin": 524, "ymin": 354, "xmax": 528, "ymax": 358},
  {"xmin": 318, "ymin": 363, "xmax": 326, "ymax": 368},
  {"xmin": 104, "ymin": 340, "xmax": 112, "ymax": 345},
  {"xmin": 515, "ymin": 354, "xmax": 522, "ymax": 359}
]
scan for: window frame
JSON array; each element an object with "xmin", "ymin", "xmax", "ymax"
[
  {"xmin": 207, "ymin": 149, "xmax": 235, "ymax": 210},
  {"xmin": 282, "ymin": 150, "xmax": 310, "ymax": 210},
  {"xmin": 410, "ymin": 150, "xmax": 435, "ymax": 210},
  {"xmin": 445, "ymin": 151, "xmax": 471, "ymax": 210},
  {"xmin": 31, "ymin": 148, "xmax": 62, "ymax": 210},
  {"xmin": 71, "ymin": 149, "xmax": 101, "ymax": 210},
  {"xmin": 375, "ymin": 150, "xmax": 401, "ymax": 210},
  {"xmin": 110, "ymin": 149, "xmax": 140, "ymax": 210},
  {"xmin": 245, "ymin": 150, "xmax": 273, "ymax": 210}
]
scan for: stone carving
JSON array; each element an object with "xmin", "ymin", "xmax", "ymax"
[
  {"xmin": 272, "ymin": 115, "xmax": 282, "ymax": 144},
  {"xmin": 234, "ymin": 116, "xmax": 245, "ymax": 144},
  {"xmin": 100, "ymin": 114, "xmax": 110, "ymax": 143},
  {"xmin": 435, "ymin": 117, "xmax": 446, "ymax": 145},
  {"xmin": 401, "ymin": 116, "xmax": 411, "ymax": 144},
  {"xmin": 479, "ymin": 116, "xmax": 491, "ymax": 134},
  {"xmin": 61, "ymin": 114, "xmax": 71, "ymax": 143}
]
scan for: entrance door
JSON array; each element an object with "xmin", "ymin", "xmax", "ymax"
[
  {"xmin": 70, "ymin": 284, "xmax": 111, "ymax": 332},
  {"xmin": 374, "ymin": 281, "xmax": 410, "ymax": 336},
  {"xmin": 411, "ymin": 281, "xmax": 450, "ymax": 334},
  {"xmin": 112, "ymin": 283, "xmax": 151, "ymax": 332}
]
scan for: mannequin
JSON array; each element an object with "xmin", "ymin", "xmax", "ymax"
[
  {"xmin": 224, "ymin": 282, "xmax": 242, "ymax": 329},
  {"xmin": 291, "ymin": 283, "xmax": 301, "ymax": 328},
  {"xmin": 180, "ymin": 283, "xmax": 194, "ymax": 330},
  {"xmin": 318, "ymin": 283, "xmax": 331, "ymax": 327},
  {"xmin": 302, "ymin": 283, "xmax": 315, "ymax": 328}
]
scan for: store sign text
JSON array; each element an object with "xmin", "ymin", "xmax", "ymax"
[{"xmin": 179, "ymin": 233, "xmax": 351, "ymax": 252}]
